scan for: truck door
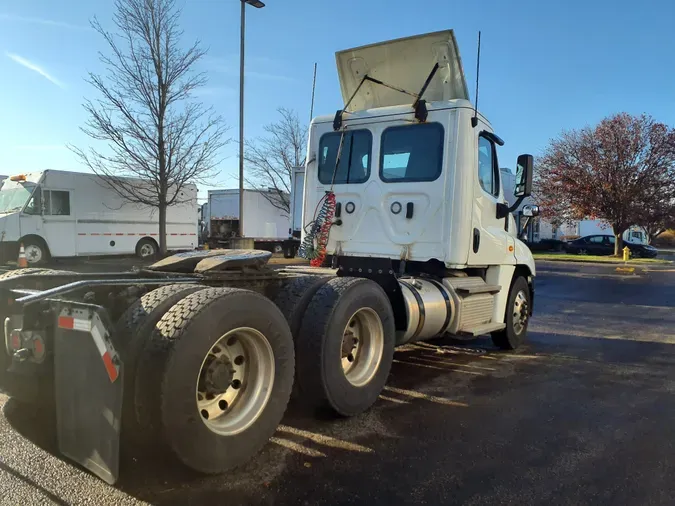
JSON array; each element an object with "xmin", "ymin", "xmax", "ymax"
[
  {"xmin": 468, "ymin": 127, "xmax": 515, "ymax": 266},
  {"xmin": 42, "ymin": 189, "xmax": 77, "ymax": 257}
]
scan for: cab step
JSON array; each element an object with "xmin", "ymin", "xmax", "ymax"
[
  {"xmin": 454, "ymin": 284, "xmax": 502, "ymax": 296},
  {"xmin": 458, "ymin": 322, "xmax": 506, "ymax": 337}
]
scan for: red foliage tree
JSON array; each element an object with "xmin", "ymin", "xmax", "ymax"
[{"xmin": 536, "ymin": 113, "xmax": 675, "ymax": 255}]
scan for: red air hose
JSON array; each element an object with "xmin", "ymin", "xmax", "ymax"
[{"xmin": 310, "ymin": 192, "xmax": 336, "ymax": 267}]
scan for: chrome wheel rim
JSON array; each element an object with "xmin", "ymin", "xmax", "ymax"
[
  {"xmin": 196, "ymin": 327, "xmax": 275, "ymax": 436},
  {"xmin": 341, "ymin": 308, "xmax": 384, "ymax": 387},
  {"xmin": 139, "ymin": 243, "xmax": 155, "ymax": 257},
  {"xmin": 25, "ymin": 245, "xmax": 43, "ymax": 264},
  {"xmin": 512, "ymin": 290, "xmax": 529, "ymax": 335}
]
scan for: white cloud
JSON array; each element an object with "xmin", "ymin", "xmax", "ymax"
[
  {"xmin": 0, "ymin": 13, "xmax": 89, "ymax": 31},
  {"xmin": 5, "ymin": 52, "xmax": 65, "ymax": 89},
  {"xmin": 12, "ymin": 144, "xmax": 67, "ymax": 151}
]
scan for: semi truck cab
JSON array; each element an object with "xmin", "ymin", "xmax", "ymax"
[{"xmin": 302, "ymin": 30, "xmax": 537, "ymax": 346}]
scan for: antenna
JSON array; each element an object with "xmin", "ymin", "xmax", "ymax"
[
  {"xmin": 309, "ymin": 62, "xmax": 317, "ymax": 124},
  {"xmin": 471, "ymin": 31, "xmax": 481, "ymax": 128}
]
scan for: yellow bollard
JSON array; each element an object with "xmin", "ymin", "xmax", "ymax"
[{"xmin": 623, "ymin": 245, "xmax": 631, "ymax": 261}]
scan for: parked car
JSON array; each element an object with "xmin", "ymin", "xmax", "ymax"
[{"xmin": 565, "ymin": 235, "xmax": 658, "ymax": 258}]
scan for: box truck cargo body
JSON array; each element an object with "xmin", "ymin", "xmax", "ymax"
[
  {"xmin": 205, "ymin": 189, "xmax": 300, "ymax": 255},
  {"xmin": 0, "ymin": 170, "xmax": 197, "ymax": 264}
]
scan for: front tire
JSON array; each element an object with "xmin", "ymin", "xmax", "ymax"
[
  {"xmin": 296, "ymin": 277, "xmax": 395, "ymax": 417},
  {"xmin": 142, "ymin": 288, "xmax": 294, "ymax": 474},
  {"xmin": 491, "ymin": 276, "xmax": 531, "ymax": 350},
  {"xmin": 22, "ymin": 238, "xmax": 49, "ymax": 266}
]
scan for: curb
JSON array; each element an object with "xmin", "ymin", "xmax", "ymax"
[{"xmin": 534, "ymin": 258, "xmax": 673, "ymax": 267}]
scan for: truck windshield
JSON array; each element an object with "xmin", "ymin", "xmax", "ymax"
[{"xmin": 0, "ymin": 184, "xmax": 36, "ymax": 214}]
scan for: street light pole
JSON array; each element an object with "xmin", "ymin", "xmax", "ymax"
[{"xmin": 238, "ymin": 0, "xmax": 265, "ymax": 238}]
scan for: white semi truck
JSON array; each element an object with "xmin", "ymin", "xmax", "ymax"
[
  {"xmin": 0, "ymin": 170, "xmax": 198, "ymax": 264},
  {"xmin": 0, "ymin": 30, "xmax": 537, "ymax": 484}
]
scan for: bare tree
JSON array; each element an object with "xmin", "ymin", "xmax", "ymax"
[
  {"xmin": 70, "ymin": 0, "xmax": 228, "ymax": 254},
  {"xmin": 244, "ymin": 108, "xmax": 307, "ymax": 216},
  {"xmin": 536, "ymin": 113, "xmax": 675, "ymax": 255}
]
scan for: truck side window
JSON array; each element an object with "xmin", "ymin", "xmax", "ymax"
[
  {"xmin": 478, "ymin": 135, "xmax": 500, "ymax": 197},
  {"xmin": 24, "ymin": 187, "xmax": 42, "ymax": 215},
  {"xmin": 44, "ymin": 190, "xmax": 71, "ymax": 216},
  {"xmin": 379, "ymin": 123, "xmax": 444, "ymax": 183},
  {"xmin": 318, "ymin": 130, "xmax": 372, "ymax": 185}
]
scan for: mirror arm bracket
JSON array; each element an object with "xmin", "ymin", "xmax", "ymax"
[
  {"xmin": 518, "ymin": 216, "xmax": 533, "ymax": 241},
  {"xmin": 508, "ymin": 195, "xmax": 526, "ymax": 214}
]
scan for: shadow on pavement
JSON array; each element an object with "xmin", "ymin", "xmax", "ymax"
[{"xmin": 6, "ymin": 331, "xmax": 675, "ymax": 505}]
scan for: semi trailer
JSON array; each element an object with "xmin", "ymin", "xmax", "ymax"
[
  {"xmin": 0, "ymin": 30, "xmax": 538, "ymax": 484},
  {"xmin": 202, "ymin": 189, "xmax": 301, "ymax": 257}
]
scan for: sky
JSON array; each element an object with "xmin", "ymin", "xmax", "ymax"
[{"xmin": 1, "ymin": 0, "xmax": 674, "ymax": 202}]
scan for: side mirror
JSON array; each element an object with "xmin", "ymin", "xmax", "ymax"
[
  {"xmin": 514, "ymin": 154, "xmax": 534, "ymax": 198},
  {"xmin": 521, "ymin": 204, "xmax": 540, "ymax": 217}
]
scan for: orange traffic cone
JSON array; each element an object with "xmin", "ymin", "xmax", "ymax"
[{"xmin": 17, "ymin": 243, "xmax": 28, "ymax": 268}]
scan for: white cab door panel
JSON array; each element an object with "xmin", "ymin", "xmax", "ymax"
[
  {"xmin": 468, "ymin": 125, "xmax": 515, "ymax": 266},
  {"xmin": 42, "ymin": 188, "xmax": 76, "ymax": 257}
]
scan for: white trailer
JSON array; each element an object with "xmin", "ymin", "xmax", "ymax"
[
  {"xmin": 0, "ymin": 170, "xmax": 197, "ymax": 264},
  {"xmin": 206, "ymin": 189, "xmax": 300, "ymax": 255},
  {"xmin": 0, "ymin": 30, "xmax": 538, "ymax": 484}
]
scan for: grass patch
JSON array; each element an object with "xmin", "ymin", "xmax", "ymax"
[{"xmin": 533, "ymin": 253, "xmax": 672, "ymax": 264}]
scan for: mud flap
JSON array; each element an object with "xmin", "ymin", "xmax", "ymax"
[{"xmin": 53, "ymin": 303, "xmax": 123, "ymax": 485}]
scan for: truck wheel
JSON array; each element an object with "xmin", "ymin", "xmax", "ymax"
[
  {"xmin": 273, "ymin": 276, "xmax": 330, "ymax": 338},
  {"xmin": 140, "ymin": 288, "xmax": 294, "ymax": 473},
  {"xmin": 136, "ymin": 238, "xmax": 158, "ymax": 259},
  {"xmin": 296, "ymin": 277, "xmax": 395, "ymax": 417},
  {"xmin": 491, "ymin": 276, "xmax": 531, "ymax": 350},
  {"xmin": 114, "ymin": 283, "xmax": 204, "ymax": 448},
  {"xmin": 22, "ymin": 238, "xmax": 49, "ymax": 266}
]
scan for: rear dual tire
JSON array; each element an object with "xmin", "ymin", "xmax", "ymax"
[
  {"xmin": 118, "ymin": 286, "xmax": 294, "ymax": 474},
  {"xmin": 295, "ymin": 277, "xmax": 396, "ymax": 417}
]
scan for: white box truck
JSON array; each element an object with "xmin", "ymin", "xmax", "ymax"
[
  {"xmin": 204, "ymin": 188, "xmax": 300, "ymax": 256},
  {"xmin": 0, "ymin": 170, "xmax": 197, "ymax": 264},
  {"xmin": 0, "ymin": 30, "xmax": 537, "ymax": 484}
]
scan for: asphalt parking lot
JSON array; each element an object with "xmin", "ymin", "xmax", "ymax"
[{"xmin": 1, "ymin": 260, "xmax": 675, "ymax": 505}]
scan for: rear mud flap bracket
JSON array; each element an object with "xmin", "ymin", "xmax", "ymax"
[{"xmin": 54, "ymin": 303, "xmax": 123, "ymax": 484}]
